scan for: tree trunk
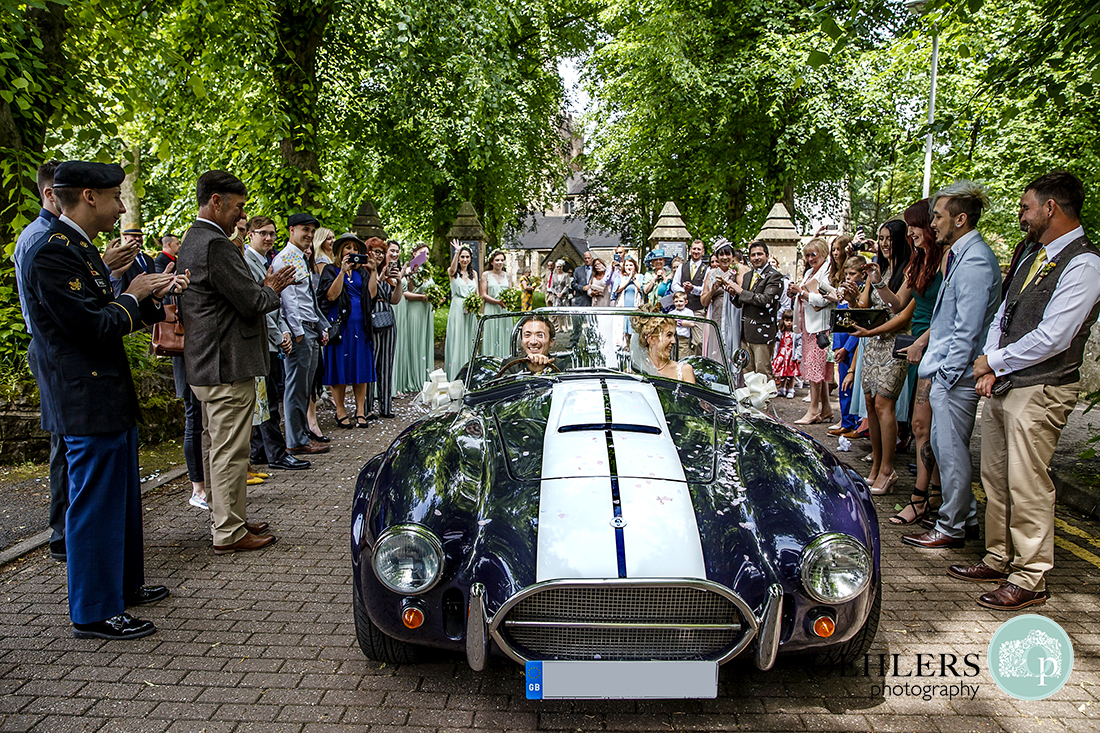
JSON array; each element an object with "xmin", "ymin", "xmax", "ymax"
[
  {"xmin": 120, "ymin": 141, "xmax": 142, "ymax": 230},
  {"xmin": 271, "ymin": 0, "xmax": 336, "ymax": 210}
]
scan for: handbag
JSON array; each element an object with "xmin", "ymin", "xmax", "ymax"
[
  {"xmin": 370, "ymin": 286, "xmax": 395, "ymax": 330},
  {"xmin": 152, "ymin": 303, "xmax": 185, "ymax": 357},
  {"xmin": 371, "ymin": 308, "xmax": 395, "ymax": 330},
  {"xmin": 891, "ymin": 334, "xmax": 917, "ymax": 360}
]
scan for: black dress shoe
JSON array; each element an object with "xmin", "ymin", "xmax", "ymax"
[
  {"xmin": 380, "ymin": 412, "xmax": 395, "ymax": 419},
  {"xmin": 50, "ymin": 540, "xmax": 66, "ymax": 562},
  {"xmin": 73, "ymin": 613, "xmax": 157, "ymax": 640},
  {"xmin": 124, "ymin": 585, "xmax": 170, "ymax": 606},
  {"xmin": 269, "ymin": 455, "xmax": 310, "ymax": 470},
  {"xmin": 308, "ymin": 430, "xmax": 331, "ymax": 443}
]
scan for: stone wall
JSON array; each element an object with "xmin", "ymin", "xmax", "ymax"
[
  {"xmin": 0, "ymin": 370, "xmax": 184, "ymax": 466},
  {"xmin": 1083, "ymin": 326, "xmax": 1100, "ymax": 395}
]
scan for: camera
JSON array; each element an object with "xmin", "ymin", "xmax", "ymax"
[{"xmin": 347, "ymin": 252, "xmax": 371, "ymax": 265}]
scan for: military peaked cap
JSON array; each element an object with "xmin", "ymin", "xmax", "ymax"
[{"xmin": 52, "ymin": 161, "xmax": 125, "ymax": 189}]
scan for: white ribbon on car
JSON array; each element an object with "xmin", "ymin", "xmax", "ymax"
[
  {"xmin": 734, "ymin": 371, "xmax": 778, "ymax": 409},
  {"xmin": 415, "ymin": 369, "xmax": 465, "ymax": 409}
]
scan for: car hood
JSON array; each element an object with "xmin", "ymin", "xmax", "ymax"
[{"xmin": 535, "ymin": 380, "xmax": 707, "ymax": 581}]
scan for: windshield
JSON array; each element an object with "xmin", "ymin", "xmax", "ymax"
[{"xmin": 465, "ymin": 308, "xmax": 735, "ymax": 395}]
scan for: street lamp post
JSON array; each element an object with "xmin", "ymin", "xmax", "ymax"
[{"xmin": 906, "ymin": 0, "xmax": 939, "ymax": 198}]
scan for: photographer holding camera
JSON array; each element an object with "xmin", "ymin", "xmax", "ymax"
[{"xmin": 319, "ymin": 233, "xmax": 377, "ymax": 427}]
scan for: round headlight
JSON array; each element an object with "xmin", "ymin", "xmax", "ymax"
[
  {"xmin": 800, "ymin": 533, "xmax": 871, "ymax": 604},
  {"xmin": 371, "ymin": 525, "xmax": 444, "ymax": 595}
]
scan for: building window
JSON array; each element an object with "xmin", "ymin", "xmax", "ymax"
[{"xmin": 563, "ymin": 198, "xmax": 575, "ymax": 216}]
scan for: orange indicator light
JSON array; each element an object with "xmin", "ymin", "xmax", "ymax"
[
  {"xmin": 402, "ymin": 607, "xmax": 425, "ymax": 629},
  {"xmin": 812, "ymin": 615, "xmax": 836, "ymax": 638}
]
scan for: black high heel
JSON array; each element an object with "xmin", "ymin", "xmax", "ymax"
[{"xmin": 889, "ymin": 487, "xmax": 930, "ymax": 526}]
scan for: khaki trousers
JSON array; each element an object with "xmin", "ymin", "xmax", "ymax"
[
  {"xmin": 192, "ymin": 379, "xmax": 256, "ymax": 546},
  {"xmin": 741, "ymin": 340, "xmax": 773, "ymax": 377},
  {"xmin": 691, "ymin": 309, "xmax": 706, "ymax": 356},
  {"xmin": 980, "ymin": 383, "xmax": 1077, "ymax": 592}
]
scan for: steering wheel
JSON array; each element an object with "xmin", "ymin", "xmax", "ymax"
[{"xmin": 495, "ymin": 355, "xmax": 561, "ymax": 377}]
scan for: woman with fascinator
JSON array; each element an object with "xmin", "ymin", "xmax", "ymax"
[{"xmin": 700, "ymin": 240, "xmax": 743, "ymax": 365}]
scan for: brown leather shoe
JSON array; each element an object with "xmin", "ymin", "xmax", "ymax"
[
  {"xmin": 901, "ymin": 529, "xmax": 965, "ymax": 549},
  {"xmin": 213, "ymin": 531, "xmax": 277, "ymax": 555},
  {"xmin": 920, "ymin": 518, "xmax": 980, "ymax": 540},
  {"xmin": 827, "ymin": 426, "xmax": 849, "ymax": 436},
  {"xmin": 948, "ymin": 561, "xmax": 1008, "ymax": 583},
  {"xmin": 244, "ymin": 521, "xmax": 269, "ymax": 535},
  {"xmin": 978, "ymin": 582, "xmax": 1047, "ymax": 610},
  {"xmin": 288, "ymin": 441, "xmax": 330, "ymax": 455}
]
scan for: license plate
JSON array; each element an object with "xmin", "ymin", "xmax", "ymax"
[{"xmin": 524, "ymin": 660, "xmax": 718, "ymax": 699}]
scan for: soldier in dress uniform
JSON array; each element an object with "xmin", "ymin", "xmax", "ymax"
[{"xmin": 21, "ymin": 161, "xmax": 189, "ymax": 640}]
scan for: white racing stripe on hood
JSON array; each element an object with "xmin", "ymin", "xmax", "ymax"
[{"xmin": 536, "ymin": 380, "xmax": 706, "ymax": 581}]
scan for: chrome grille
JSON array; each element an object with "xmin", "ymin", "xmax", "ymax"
[{"xmin": 497, "ymin": 584, "xmax": 746, "ymax": 662}]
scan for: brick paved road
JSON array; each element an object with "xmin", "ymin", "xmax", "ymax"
[{"xmin": 2, "ymin": 395, "xmax": 1099, "ymax": 733}]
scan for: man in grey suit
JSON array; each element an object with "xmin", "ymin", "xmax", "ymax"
[
  {"xmin": 571, "ymin": 249, "xmax": 594, "ymax": 306},
  {"xmin": 177, "ymin": 171, "xmax": 295, "ymax": 555},
  {"xmin": 902, "ymin": 181, "xmax": 1002, "ymax": 550}
]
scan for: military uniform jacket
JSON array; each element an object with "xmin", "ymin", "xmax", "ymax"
[
  {"xmin": 22, "ymin": 218, "xmax": 165, "ymax": 435},
  {"xmin": 176, "ymin": 220, "xmax": 282, "ymax": 386}
]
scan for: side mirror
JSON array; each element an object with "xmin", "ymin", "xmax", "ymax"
[{"xmin": 733, "ymin": 348, "xmax": 750, "ymax": 372}]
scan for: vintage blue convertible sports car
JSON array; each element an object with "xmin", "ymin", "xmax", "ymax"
[{"xmin": 351, "ymin": 309, "xmax": 880, "ymax": 699}]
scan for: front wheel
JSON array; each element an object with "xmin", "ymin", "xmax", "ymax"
[{"xmin": 353, "ymin": 589, "xmax": 427, "ymax": 664}]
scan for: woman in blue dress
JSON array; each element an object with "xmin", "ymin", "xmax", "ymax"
[
  {"xmin": 613, "ymin": 256, "xmax": 643, "ymax": 350},
  {"xmin": 318, "ymin": 234, "xmax": 376, "ymax": 428}
]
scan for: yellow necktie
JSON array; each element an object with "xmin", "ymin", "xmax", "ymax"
[
  {"xmin": 1023, "ymin": 249, "xmax": 1047, "ymax": 290},
  {"xmin": 747, "ymin": 271, "xmax": 755, "ymax": 290}
]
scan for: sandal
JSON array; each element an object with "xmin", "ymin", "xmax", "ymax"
[
  {"xmin": 889, "ymin": 486, "xmax": 930, "ymax": 525},
  {"xmin": 335, "ymin": 415, "xmax": 354, "ymax": 429},
  {"xmin": 927, "ymin": 484, "xmax": 943, "ymax": 514},
  {"xmin": 355, "ymin": 413, "xmax": 371, "ymax": 428}
]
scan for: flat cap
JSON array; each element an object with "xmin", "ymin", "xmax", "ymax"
[
  {"xmin": 52, "ymin": 161, "xmax": 125, "ymax": 189},
  {"xmin": 287, "ymin": 212, "xmax": 320, "ymax": 228}
]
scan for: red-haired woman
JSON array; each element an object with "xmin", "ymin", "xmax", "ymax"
[{"xmin": 866, "ymin": 200, "xmax": 945, "ymax": 524}]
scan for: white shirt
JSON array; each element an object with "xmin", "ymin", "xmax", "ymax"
[
  {"xmin": 272, "ymin": 244, "xmax": 325, "ymax": 337},
  {"xmin": 984, "ymin": 226, "xmax": 1100, "ymax": 376},
  {"xmin": 196, "ymin": 217, "xmax": 227, "ymax": 236},
  {"xmin": 671, "ymin": 257, "xmax": 707, "ymax": 295}
]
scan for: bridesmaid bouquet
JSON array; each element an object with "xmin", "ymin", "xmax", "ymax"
[
  {"xmin": 499, "ymin": 287, "xmax": 522, "ymax": 311},
  {"xmin": 425, "ymin": 283, "xmax": 448, "ymax": 309},
  {"xmin": 463, "ymin": 292, "xmax": 484, "ymax": 314}
]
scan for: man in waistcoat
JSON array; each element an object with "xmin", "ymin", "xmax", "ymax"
[
  {"xmin": 672, "ymin": 239, "xmax": 708, "ymax": 354},
  {"xmin": 902, "ymin": 181, "xmax": 1002, "ymax": 551},
  {"xmin": 949, "ymin": 171, "xmax": 1100, "ymax": 609}
]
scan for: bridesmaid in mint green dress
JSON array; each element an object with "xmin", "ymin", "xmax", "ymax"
[
  {"xmin": 480, "ymin": 250, "xmax": 512, "ymax": 359},
  {"xmin": 444, "ymin": 245, "xmax": 479, "ymax": 380},
  {"xmin": 394, "ymin": 244, "xmax": 437, "ymax": 393}
]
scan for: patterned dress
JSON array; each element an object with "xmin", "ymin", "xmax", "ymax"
[{"xmin": 859, "ymin": 269, "xmax": 910, "ymax": 400}]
